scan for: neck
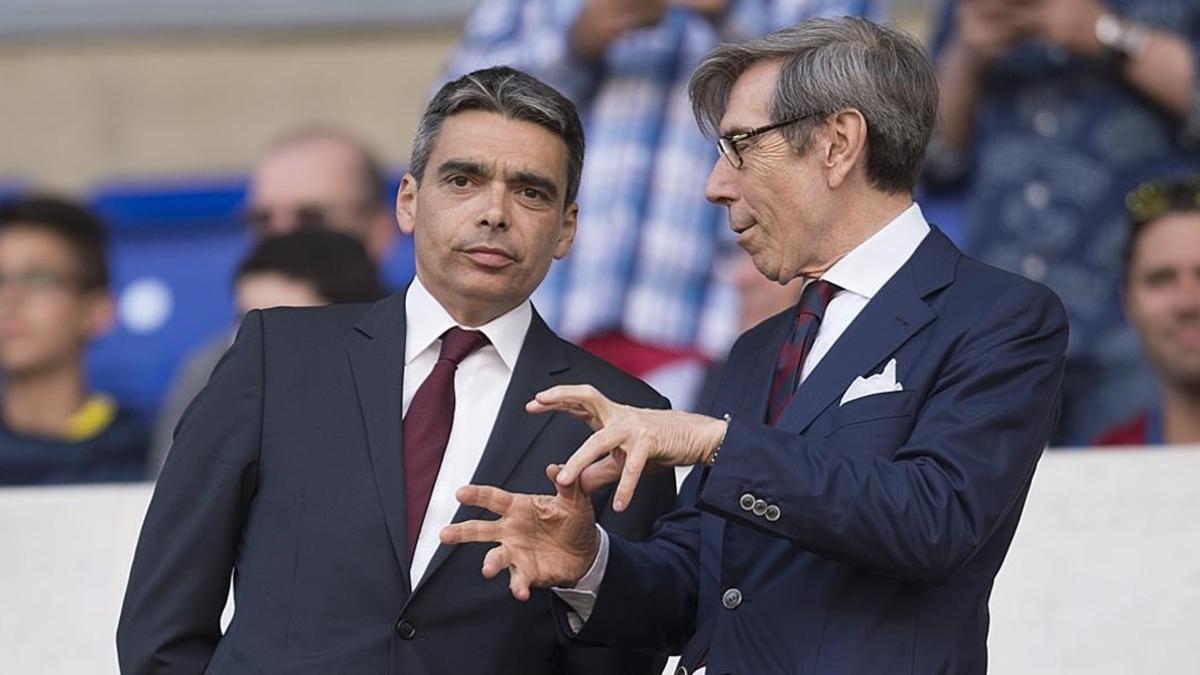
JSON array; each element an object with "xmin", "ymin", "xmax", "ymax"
[
  {"xmin": 813, "ymin": 189, "xmax": 914, "ymax": 276},
  {"xmin": 417, "ymin": 276, "xmax": 518, "ymax": 328},
  {"xmin": 2, "ymin": 361, "xmax": 89, "ymax": 438},
  {"xmin": 1159, "ymin": 384, "xmax": 1200, "ymax": 445}
]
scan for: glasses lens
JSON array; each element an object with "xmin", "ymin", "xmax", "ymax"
[{"xmin": 718, "ymin": 138, "xmax": 741, "ymax": 168}]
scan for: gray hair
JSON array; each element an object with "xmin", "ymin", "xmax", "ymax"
[
  {"xmin": 689, "ymin": 16, "xmax": 937, "ymax": 194},
  {"xmin": 409, "ymin": 66, "xmax": 585, "ymax": 207}
]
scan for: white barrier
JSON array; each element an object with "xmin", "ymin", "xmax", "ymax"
[{"xmin": 1, "ymin": 448, "xmax": 1197, "ymax": 674}]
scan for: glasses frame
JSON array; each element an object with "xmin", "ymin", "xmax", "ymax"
[{"xmin": 717, "ymin": 113, "xmax": 820, "ymax": 169}]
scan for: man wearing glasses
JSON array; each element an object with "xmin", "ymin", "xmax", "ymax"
[
  {"xmin": 443, "ymin": 17, "xmax": 1069, "ymax": 674},
  {"xmin": 0, "ymin": 196, "xmax": 147, "ymax": 485}
]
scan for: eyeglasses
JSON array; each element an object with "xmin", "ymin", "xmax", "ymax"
[
  {"xmin": 242, "ymin": 200, "xmax": 375, "ymax": 236},
  {"xmin": 1125, "ymin": 175, "xmax": 1200, "ymax": 226},
  {"xmin": 0, "ymin": 268, "xmax": 79, "ymax": 294},
  {"xmin": 717, "ymin": 113, "xmax": 821, "ymax": 169}
]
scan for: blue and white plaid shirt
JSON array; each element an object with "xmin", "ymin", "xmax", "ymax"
[{"xmin": 446, "ymin": 0, "xmax": 878, "ymax": 355}]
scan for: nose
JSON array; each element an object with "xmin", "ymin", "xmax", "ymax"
[
  {"xmin": 705, "ymin": 157, "xmax": 738, "ymax": 206},
  {"xmin": 480, "ymin": 182, "xmax": 509, "ymax": 230}
]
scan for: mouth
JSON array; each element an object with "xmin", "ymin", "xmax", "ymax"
[{"xmin": 460, "ymin": 245, "xmax": 517, "ymax": 270}]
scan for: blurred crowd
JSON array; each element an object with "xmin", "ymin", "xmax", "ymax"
[{"xmin": 1, "ymin": 0, "xmax": 1198, "ymax": 487}]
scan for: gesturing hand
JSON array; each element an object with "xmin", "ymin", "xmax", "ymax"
[
  {"xmin": 440, "ymin": 465, "xmax": 600, "ymax": 601},
  {"xmin": 526, "ymin": 384, "xmax": 728, "ymax": 512}
]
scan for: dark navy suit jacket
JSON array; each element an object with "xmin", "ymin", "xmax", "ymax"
[
  {"xmin": 567, "ymin": 228, "xmax": 1069, "ymax": 674},
  {"xmin": 117, "ymin": 289, "xmax": 676, "ymax": 675}
]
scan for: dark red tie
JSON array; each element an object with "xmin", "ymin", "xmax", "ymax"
[
  {"xmin": 766, "ymin": 279, "xmax": 840, "ymax": 426},
  {"xmin": 403, "ymin": 327, "xmax": 489, "ymax": 558}
]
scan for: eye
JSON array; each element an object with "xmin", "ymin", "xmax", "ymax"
[
  {"xmin": 521, "ymin": 187, "xmax": 548, "ymax": 201},
  {"xmin": 447, "ymin": 175, "xmax": 472, "ymax": 188}
]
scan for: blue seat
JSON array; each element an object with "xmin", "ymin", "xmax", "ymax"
[{"xmin": 87, "ymin": 177, "xmax": 251, "ymax": 422}]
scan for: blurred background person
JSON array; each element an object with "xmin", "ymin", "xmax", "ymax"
[
  {"xmin": 146, "ymin": 126, "xmax": 401, "ymax": 473},
  {"xmin": 1094, "ymin": 175, "xmax": 1200, "ymax": 446},
  {"xmin": 148, "ymin": 228, "xmax": 386, "ymax": 474},
  {"xmin": 925, "ymin": 0, "xmax": 1200, "ymax": 445},
  {"xmin": 691, "ymin": 247, "xmax": 803, "ymax": 412},
  {"xmin": 244, "ymin": 125, "xmax": 409, "ymax": 288},
  {"xmin": 0, "ymin": 196, "xmax": 146, "ymax": 485},
  {"xmin": 444, "ymin": 0, "xmax": 881, "ymax": 408}
]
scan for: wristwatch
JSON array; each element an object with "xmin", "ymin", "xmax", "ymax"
[{"xmin": 1095, "ymin": 12, "xmax": 1149, "ymax": 61}]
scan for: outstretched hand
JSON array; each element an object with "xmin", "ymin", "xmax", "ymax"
[
  {"xmin": 526, "ymin": 384, "xmax": 728, "ymax": 512},
  {"xmin": 440, "ymin": 464, "xmax": 600, "ymax": 601}
]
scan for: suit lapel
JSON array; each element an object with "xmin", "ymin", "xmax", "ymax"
[
  {"xmin": 347, "ymin": 289, "xmax": 413, "ymax": 595},
  {"xmin": 774, "ymin": 228, "xmax": 959, "ymax": 434},
  {"xmin": 412, "ymin": 311, "xmax": 570, "ymax": 593}
]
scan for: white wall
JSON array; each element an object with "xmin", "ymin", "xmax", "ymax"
[{"xmin": 1, "ymin": 448, "xmax": 1197, "ymax": 674}]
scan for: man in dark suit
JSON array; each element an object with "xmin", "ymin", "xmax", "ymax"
[
  {"xmin": 442, "ymin": 18, "xmax": 1069, "ymax": 675},
  {"xmin": 116, "ymin": 66, "xmax": 674, "ymax": 675}
]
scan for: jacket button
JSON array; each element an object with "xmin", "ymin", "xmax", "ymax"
[
  {"xmin": 739, "ymin": 493, "xmax": 756, "ymax": 511},
  {"xmin": 722, "ymin": 587, "xmax": 743, "ymax": 609},
  {"xmin": 751, "ymin": 499, "xmax": 768, "ymax": 516},
  {"xmin": 675, "ymin": 667, "xmax": 689, "ymax": 675},
  {"xmin": 396, "ymin": 619, "xmax": 416, "ymax": 640},
  {"xmin": 765, "ymin": 504, "xmax": 781, "ymax": 522}
]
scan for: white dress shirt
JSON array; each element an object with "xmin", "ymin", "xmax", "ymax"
[
  {"xmin": 404, "ymin": 277, "xmax": 532, "ymax": 584},
  {"xmin": 556, "ymin": 203, "xmax": 932, "ymax": 632}
]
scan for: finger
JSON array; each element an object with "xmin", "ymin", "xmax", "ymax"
[
  {"xmin": 578, "ymin": 454, "xmax": 624, "ymax": 494},
  {"xmin": 548, "ymin": 463, "xmax": 581, "ymax": 502},
  {"xmin": 612, "ymin": 444, "xmax": 649, "ymax": 512},
  {"xmin": 509, "ymin": 567, "xmax": 532, "ymax": 603},
  {"xmin": 455, "ymin": 484, "xmax": 515, "ymax": 516},
  {"xmin": 481, "ymin": 544, "xmax": 511, "ymax": 579},
  {"xmin": 527, "ymin": 384, "xmax": 609, "ymax": 415},
  {"xmin": 440, "ymin": 519, "xmax": 503, "ymax": 545},
  {"xmin": 557, "ymin": 425, "xmax": 629, "ymax": 486}
]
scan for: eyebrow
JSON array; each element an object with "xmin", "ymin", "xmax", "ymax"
[
  {"xmin": 437, "ymin": 159, "xmax": 490, "ymax": 179},
  {"xmin": 438, "ymin": 158, "xmax": 561, "ymax": 202}
]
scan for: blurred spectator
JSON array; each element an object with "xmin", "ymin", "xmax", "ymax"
[
  {"xmin": 148, "ymin": 127, "xmax": 402, "ymax": 474},
  {"xmin": 926, "ymin": 0, "xmax": 1200, "ymax": 445},
  {"xmin": 1094, "ymin": 176, "xmax": 1200, "ymax": 446},
  {"xmin": 148, "ymin": 229, "xmax": 386, "ymax": 475},
  {"xmin": 0, "ymin": 196, "xmax": 147, "ymax": 485},
  {"xmin": 247, "ymin": 125, "xmax": 413, "ymax": 289},
  {"xmin": 445, "ymin": 0, "xmax": 878, "ymax": 405},
  {"xmin": 691, "ymin": 248, "xmax": 803, "ymax": 411}
]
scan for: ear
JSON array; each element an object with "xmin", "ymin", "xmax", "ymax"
[
  {"xmin": 82, "ymin": 291, "xmax": 116, "ymax": 340},
  {"xmin": 824, "ymin": 109, "xmax": 868, "ymax": 190},
  {"xmin": 553, "ymin": 202, "xmax": 579, "ymax": 260},
  {"xmin": 396, "ymin": 173, "xmax": 419, "ymax": 236}
]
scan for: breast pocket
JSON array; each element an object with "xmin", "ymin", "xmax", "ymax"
[{"xmin": 825, "ymin": 390, "xmax": 918, "ymax": 455}]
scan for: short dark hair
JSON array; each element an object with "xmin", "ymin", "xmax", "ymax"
[
  {"xmin": 689, "ymin": 16, "xmax": 938, "ymax": 194},
  {"xmin": 1123, "ymin": 174, "xmax": 1200, "ymax": 276},
  {"xmin": 410, "ymin": 66, "xmax": 585, "ymax": 207},
  {"xmin": 235, "ymin": 229, "xmax": 387, "ymax": 304},
  {"xmin": 0, "ymin": 195, "xmax": 110, "ymax": 291}
]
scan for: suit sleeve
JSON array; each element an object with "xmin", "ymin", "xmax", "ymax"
[
  {"xmin": 556, "ymin": 393, "xmax": 677, "ymax": 673},
  {"xmin": 116, "ymin": 311, "xmax": 265, "ymax": 674},
  {"xmin": 696, "ymin": 283, "xmax": 1068, "ymax": 584}
]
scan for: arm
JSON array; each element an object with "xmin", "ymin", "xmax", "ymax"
[
  {"xmin": 696, "ymin": 283, "xmax": 1068, "ymax": 584},
  {"xmin": 116, "ymin": 311, "xmax": 265, "ymax": 674},
  {"xmin": 444, "ymin": 0, "xmax": 664, "ymax": 102},
  {"xmin": 1036, "ymin": 0, "xmax": 1196, "ymax": 120}
]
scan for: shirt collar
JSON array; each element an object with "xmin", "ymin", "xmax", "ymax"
[
  {"xmin": 820, "ymin": 202, "xmax": 930, "ymax": 300},
  {"xmin": 404, "ymin": 275, "xmax": 532, "ymax": 371}
]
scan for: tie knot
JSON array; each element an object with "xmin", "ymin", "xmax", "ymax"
[
  {"xmin": 438, "ymin": 327, "xmax": 489, "ymax": 365},
  {"xmin": 796, "ymin": 279, "xmax": 840, "ymax": 321}
]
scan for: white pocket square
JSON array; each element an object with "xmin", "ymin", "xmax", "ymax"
[{"xmin": 840, "ymin": 358, "xmax": 903, "ymax": 406}]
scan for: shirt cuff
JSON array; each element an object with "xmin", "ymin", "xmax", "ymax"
[{"xmin": 550, "ymin": 525, "xmax": 609, "ymax": 634}]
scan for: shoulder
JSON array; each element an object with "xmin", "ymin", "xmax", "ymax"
[
  {"xmin": 554, "ymin": 339, "xmax": 669, "ymax": 410},
  {"xmin": 944, "ymin": 254, "xmax": 1069, "ymax": 332}
]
